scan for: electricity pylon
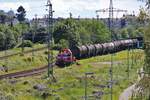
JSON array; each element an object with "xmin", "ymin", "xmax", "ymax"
[{"xmin": 96, "ymin": 0, "xmax": 127, "ymax": 100}]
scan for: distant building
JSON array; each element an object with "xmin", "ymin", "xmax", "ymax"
[
  {"xmin": 30, "ymin": 16, "xmax": 64, "ymax": 28},
  {"xmin": 0, "ymin": 10, "xmax": 19, "ymax": 25},
  {"xmin": 29, "ymin": 14, "xmax": 140, "ymax": 29}
]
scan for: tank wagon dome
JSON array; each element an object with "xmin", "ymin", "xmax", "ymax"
[
  {"xmin": 113, "ymin": 40, "xmax": 122, "ymax": 51},
  {"xmin": 86, "ymin": 44, "xmax": 96, "ymax": 57},
  {"xmin": 71, "ymin": 45, "xmax": 88, "ymax": 59},
  {"xmin": 94, "ymin": 44, "xmax": 103, "ymax": 55}
]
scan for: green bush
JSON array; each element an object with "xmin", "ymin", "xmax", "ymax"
[
  {"xmin": 19, "ymin": 40, "xmax": 33, "ymax": 47},
  {"xmin": 53, "ymin": 40, "xmax": 69, "ymax": 50},
  {"xmin": 52, "ymin": 44, "xmax": 62, "ymax": 50}
]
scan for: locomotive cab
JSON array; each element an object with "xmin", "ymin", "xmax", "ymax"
[{"xmin": 56, "ymin": 49, "xmax": 76, "ymax": 66}]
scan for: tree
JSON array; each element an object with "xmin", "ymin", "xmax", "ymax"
[
  {"xmin": 53, "ymin": 19, "xmax": 110, "ymax": 48},
  {"xmin": 119, "ymin": 28, "xmax": 129, "ymax": 38},
  {"xmin": 16, "ymin": 6, "xmax": 26, "ymax": 53},
  {"xmin": 16, "ymin": 6, "xmax": 26, "ymax": 23},
  {"xmin": 4, "ymin": 28, "xmax": 16, "ymax": 49},
  {"xmin": 137, "ymin": 8, "xmax": 148, "ymax": 25},
  {"xmin": 58, "ymin": 39, "xmax": 69, "ymax": 49},
  {"xmin": 78, "ymin": 27, "xmax": 91, "ymax": 45},
  {"xmin": 135, "ymin": 27, "xmax": 150, "ymax": 99},
  {"xmin": 0, "ymin": 11, "xmax": 7, "ymax": 24},
  {"xmin": 77, "ymin": 19, "xmax": 110, "ymax": 44},
  {"xmin": 0, "ymin": 32, "xmax": 5, "ymax": 50},
  {"xmin": 53, "ymin": 19, "xmax": 81, "ymax": 48},
  {"xmin": 135, "ymin": 1, "xmax": 150, "ymax": 99}
]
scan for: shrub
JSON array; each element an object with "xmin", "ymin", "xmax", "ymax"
[{"xmin": 19, "ymin": 40, "xmax": 33, "ymax": 47}]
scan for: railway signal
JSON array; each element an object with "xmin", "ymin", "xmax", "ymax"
[{"xmin": 46, "ymin": 0, "xmax": 55, "ymax": 79}]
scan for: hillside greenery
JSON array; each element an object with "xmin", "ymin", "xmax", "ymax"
[
  {"xmin": 134, "ymin": 24, "xmax": 150, "ymax": 100},
  {"xmin": 0, "ymin": 49, "xmax": 144, "ymax": 100},
  {"xmin": 0, "ymin": 24, "xmax": 29, "ymax": 50},
  {"xmin": 0, "ymin": 17, "xmax": 145, "ymax": 50}
]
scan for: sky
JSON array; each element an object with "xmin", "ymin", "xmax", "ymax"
[{"xmin": 0, "ymin": 0, "xmax": 146, "ymax": 19}]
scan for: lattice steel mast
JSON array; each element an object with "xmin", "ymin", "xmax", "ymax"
[
  {"xmin": 109, "ymin": 1, "xmax": 114, "ymax": 100},
  {"xmin": 46, "ymin": 0, "xmax": 54, "ymax": 78},
  {"xmin": 96, "ymin": 0, "xmax": 127, "ymax": 100}
]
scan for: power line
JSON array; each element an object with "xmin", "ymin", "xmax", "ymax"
[{"xmin": 96, "ymin": 0, "xmax": 127, "ymax": 100}]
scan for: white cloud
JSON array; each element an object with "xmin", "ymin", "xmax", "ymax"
[
  {"xmin": 0, "ymin": 0, "xmax": 146, "ymax": 18},
  {"xmin": 51, "ymin": 0, "xmax": 145, "ymax": 18},
  {"xmin": 0, "ymin": 2, "xmax": 31, "ymax": 12}
]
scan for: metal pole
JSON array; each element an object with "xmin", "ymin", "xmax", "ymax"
[
  {"xmin": 127, "ymin": 45, "xmax": 130, "ymax": 79},
  {"xmin": 48, "ymin": 2, "xmax": 51, "ymax": 77},
  {"xmin": 109, "ymin": 0, "xmax": 113, "ymax": 100},
  {"xmin": 32, "ymin": 14, "xmax": 37, "ymax": 61},
  {"xmin": 84, "ymin": 72, "xmax": 94, "ymax": 100},
  {"xmin": 85, "ymin": 74, "xmax": 87, "ymax": 100},
  {"xmin": 46, "ymin": 0, "xmax": 54, "ymax": 78},
  {"xmin": 131, "ymin": 44, "xmax": 133, "ymax": 68},
  {"xmin": 4, "ymin": 36, "xmax": 7, "ymax": 67},
  {"xmin": 21, "ymin": 22, "xmax": 24, "ymax": 54}
]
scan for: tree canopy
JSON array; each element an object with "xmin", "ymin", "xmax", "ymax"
[
  {"xmin": 53, "ymin": 19, "xmax": 110, "ymax": 49},
  {"xmin": 16, "ymin": 6, "xmax": 26, "ymax": 23}
]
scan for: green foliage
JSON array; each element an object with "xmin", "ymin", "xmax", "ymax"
[
  {"xmin": 15, "ymin": 23, "xmax": 29, "ymax": 35},
  {"xmin": 16, "ymin": 6, "xmax": 26, "ymax": 23},
  {"xmin": 144, "ymin": 25, "xmax": 150, "ymax": 75},
  {"xmin": 53, "ymin": 19, "xmax": 110, "ymax": 48},
  {"xmin": 0, "ymin": 50, "xmax": 144, "ymax": 100},
  {"xmin": 137, "ymin": 8, "xmax": 148, "ymax": 24},
  {"xmin": 118, "ymin": 27, "xmax": 145, "ymax": 39},
  {"xmin": 78, "ymin": 27, "xmax": 91, "ymax": 45},
  {"xmin": 0, "ymin": 23, "xmax": 30, "ymax": 50},
  {"xmin": 37, "ymin": 27, "xmax": 47, "ymax": 33},
  {"xmin": 134, "ymin": 17, "xmax": 150, "ymax": 99},
  {"xmin": 54, "ymin": 19, "xmax": 81, "ymax": 48},
  {"xmin": 19, "ymin": 40, "xmax": 33, "ymax": 47},
  {"xmin": 119, "ymin": 28, "xmax": 129, "ymax": 38},
  {"xmin": 53, "ymin": 39, "xmax": 69, "ymax": 50},
  {"xmin": 5, "ymin": 28, "xmax": 16, "ymax": 48},
  {"xmin": 0, "ymin": 13, "xmax": 7, "ymax": 24},
  {"xmin": 0, "ymin": 25, "xmax": 17, "ymax": 50},
  {"xmin": 135, "ymin": 76, "xmax": 150, "ymax": 100},
  {"xmin": 0, "ymin": 32, "xmax": 5, "ymax": 49},
  {"xmin": 78, "ymin": 19, "xmax": 110, "ymax": 44}
]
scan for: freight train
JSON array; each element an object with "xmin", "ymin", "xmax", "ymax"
[{"xmin": 56, "ymin": 37, "xmax": 143, "ymax": 66}]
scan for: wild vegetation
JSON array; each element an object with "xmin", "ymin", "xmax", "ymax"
[
  {"xmin": 0, "ymin": 5, "xmax": 145, "ymax": 51},
  {"xmin": 0, "ymin": 2, "xmax": 149, "ymax": 99},
  {"xmin": 132, "ymin": 1, "xmax": 150, "ymax": 99},
  {"xmin": 0, "ymin": 49, "xmax": 144, "ymax": 100}
]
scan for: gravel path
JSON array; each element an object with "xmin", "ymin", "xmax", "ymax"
[
  {"xmin": 119, "ymin": 68, "xmax": 144, "ymax": 100},
  {"xmin": 119, "ymin": 84, "xmax": 135, "ymax": 100}
]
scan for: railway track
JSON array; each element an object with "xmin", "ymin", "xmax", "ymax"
[
  {"xmin": 0, "ymin": 46, "xmax": 47, "ymax": 60},
  {"xmin": 0, "ymin": 65, "xmax": 48, "ymax": 79}
]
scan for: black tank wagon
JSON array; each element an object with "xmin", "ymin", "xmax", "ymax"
[{"xmin": 71, "ymin": 38, "xmax": 142, "ymax": 59}]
